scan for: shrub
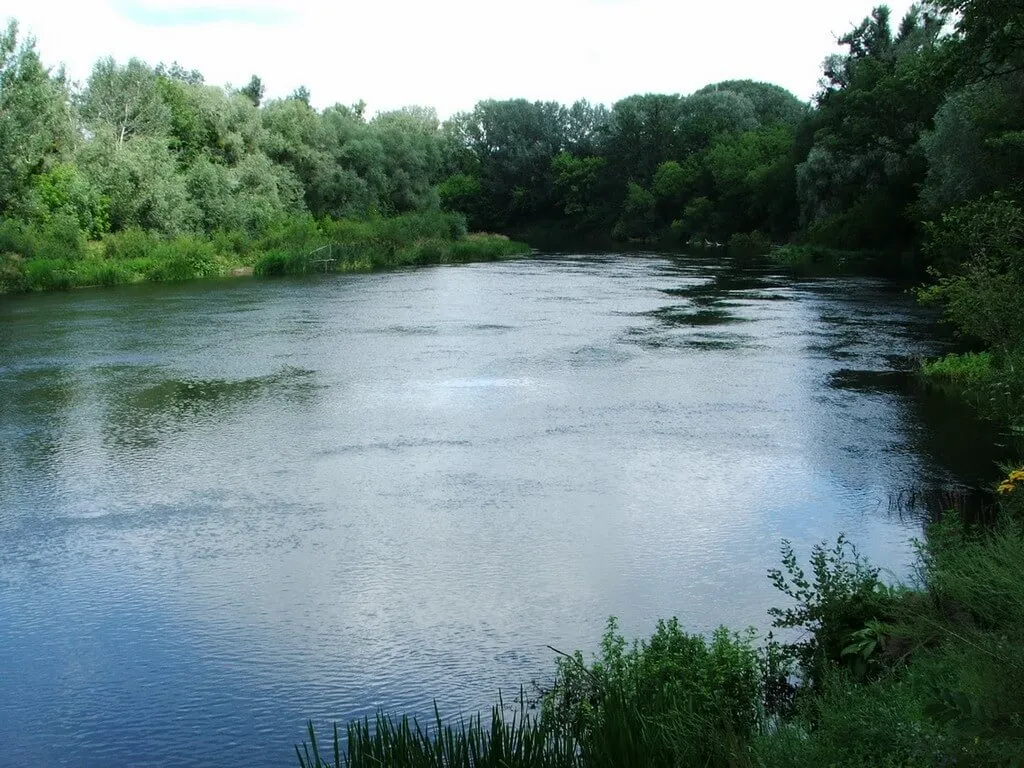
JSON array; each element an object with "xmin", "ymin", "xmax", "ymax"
[
  {"xmin": 146, "ymin": 237, "xmax": 219, "ymax": 281},
  {"xmin": 0, "ymin": 252, "xmax": 27, "ymax": 293},
  {"xmin": 0, "ymin": 215, "xmax": 86, "ymax": 261},
  {"xmin": 918, "ymin": 194, "xmax": 1024, "ymax": 350},
  {"xmin": 103, "ymin": 228, "xmax": 161, "ymax": 261},
  {"xmin": 728, "ymin": 231, "xmax": 771, "ymax": 256},
  {"xmin": 768, "ymin": 536, "xmax": 901, "ymax": 685},
  {"xmin": 22, "ymin": 258, "xmax": 75, "ymax": 291},
  {"xmin": 920, "ymin": 351, "xmax": 995, "ymax": 386},
  {"xmin": 541, "ymin": 617, "xmax": 762, "ymax": 767}
]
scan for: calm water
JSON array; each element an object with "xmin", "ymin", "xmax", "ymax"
[{"xmin": 0, "ymin": 253, "xmax": 997, "ymax": 766}]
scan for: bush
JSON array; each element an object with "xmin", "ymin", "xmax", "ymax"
[
  {"xmin": 541, "ymin": 617, "xmax": 762, "ymax": 767},
  {"xmin": 918, "ymin": 194, "xmax": 1024, "ymax": 350},
  {"xmin": 22, "ymin": 258, "xmax": 75, "ymax": 291},
  {"xmin": 75, "ymin": 259, "xmax": 134, "ymax": 287},
  {"xmin": 0, "ymin": 252, "xmax": 27, "ymax": 293},
  {"xmin": 103, "ymin": 228, "xmax": 161, "ymax": 261},
  {"xmin": 728, "ymin": 231, "xmax": 771, "ymax": 256},
  {"xmin": 146, "ymin": 237, "xmax": 219, "ymax": 281},
  {"xmin": 920, "ymin": 351, "xmax": 995, "ymax": 387},
  {"xmin": 0, "ymin": 215, "xmax": 87, "ymax": 261},
  {"xmin": 767, "ymin": 536, "xmax": 901, "ymax": 685}
]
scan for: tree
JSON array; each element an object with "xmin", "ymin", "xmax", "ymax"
[
  {"xmin": 77, "ymin": 134, "xmax": 196, "ymax": 234},
  {"xmin": 794, "ymin": 4, "xmax": 947, "ymax": 248},
  {"xmin": 695, "ymin": 81, "xmax": 807, "ymax": 128},
  {"xmin": 934, "ymin": 0, "xmax": 1024, "ymax": 82},
  {"xmin": 552, "ymin": 152, "xmax": 605, "ymax": 226},
  {"xmin": 80, "ymin": 57, "xmax": 171, "ymax": 149},
  {"xmin": 444, "ymin": 99, "xmax": 570, "ymax": 228},
  {"xmin": 239, "ymin": 74, "xmax": 264, "ymax": 107},
  {"xmin": 0, "ymin": 20, "xmax": 73, "ymax": 215}
]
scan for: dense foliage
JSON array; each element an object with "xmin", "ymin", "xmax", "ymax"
[
  {"xmin": 2, "ymin": 1, "xmax": 1021, "ymax": 290},
  {"xmin": 0, "ymin": 20, "xmax": 525, "ymax": 292}
]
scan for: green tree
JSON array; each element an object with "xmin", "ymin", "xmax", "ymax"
[
  {"xmin": 795, "ymin": 4, "xmax": 947, "ymax": 249},
  {"xmin": 80, "ymin": 57, "xmax": 171, "ymax": 149},
  {"xmin": 239, "ymin": 74, "xmax": 264, "ymax": 107},
  {"xmin": 551, "ymin": 152, "xmax": 605, "ymax": 228},
  {"xmin": 0, "ymin": 20, "xmax": 73, "ymax": 215}
]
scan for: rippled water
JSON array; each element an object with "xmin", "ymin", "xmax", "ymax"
[{"xmin": 0, "ymin": 253, "xmax": 997, "ymax": 766}]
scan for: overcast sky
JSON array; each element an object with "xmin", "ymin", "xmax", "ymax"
[{"xmin": 9, "ymin": 0, "xmax": 914, "ymax": 117}]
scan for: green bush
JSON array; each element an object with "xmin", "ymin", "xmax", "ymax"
[
  {"xmin": 146, "ymin": 237, "xmax": 219, "ymax": 281},
  {"xmin": 727, "ymin": 231, "xmax": 771, "ymax": 256},
  {"xmin": 918, "ymin": 194, "xmax": 1024, "ymax": 351},
  {"xmin": 253, "ymin": 249, "xmax": 306, "ymax": 277},
  {"xmin": 0, "ymin": 252, "xmax": 27, "ymax": 292},
  {"xmin": 0, "ymin": 215, "xmax": 86, "ymax": 261},
  {"xmin": 22, "ymin": 258, "xmax": 75, "ymax": 291},
  {"xmin": 75, "ymin": 259, "xmax": 134, "ymax": 288},
  {"xmin": 103, "ymin": 228, "xmax": 161, "ymax": 261},
  {"xmin": 920, "ymin": 351, "xmax": 995, "ymax": 386},
  {"xmin": 541, "ymin": 617, "xmax": 761, "ymax": 767},
  {"xmin": 767, "ymin": 536, "xmax": 901, "ymax": 685}
]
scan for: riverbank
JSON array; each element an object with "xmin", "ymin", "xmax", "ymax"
[
  {"xmin": 297, "ymin": 477, "xmax": 1024, "ymax": 767},
  {"xmin": 0, "ymin": 211, "xmax": 530, "ymax": 294}
]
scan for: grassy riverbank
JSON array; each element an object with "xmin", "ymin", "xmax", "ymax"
[
  {"xmin": 0, "ymin": 211, "xmax": 530, "ymax": 294},
  {"xmin": 296, "ymin": 479, "xmax": 1024, "ymax": 767}
]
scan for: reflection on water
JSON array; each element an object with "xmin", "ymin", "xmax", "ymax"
[{"xmin": 0, "ymin": 253, "xmax": 1006, "ymax": 767}]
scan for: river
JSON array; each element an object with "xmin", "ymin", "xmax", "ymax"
[{"xmin": 0, "ymin": 252, "xmax": 998, "ymax": 766}]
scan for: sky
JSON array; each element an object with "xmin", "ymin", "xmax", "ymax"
[{"xmin": 8, "ymin": 0, "xmax": 916, "ymax": 117}]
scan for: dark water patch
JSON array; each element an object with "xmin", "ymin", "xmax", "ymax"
[
  {"xmin": 647, "ymin": 306, "xmax": 749, "ymax": 327},
  {"xmin": 887, "ymin": 485, "xmax": 994, "ymax": 526},
  {"xmin": 371, "ymin": 324, "xmax": 442, "ymax": 336},
  {"xmin": 130, "ymin": 367, "xmax": 318, "ymax": 413},
  {"xmin": 569, "ymin": 344, "xmax": 634, "ymax": 367},
  {"xmin": 464, "ymin": 323, "xmax": 516, "ymax": 334},
  {"xmin": 620, "ymin": 326, "xmax": 756, "ymax": 352},
  {"xmin": 319, "ymin": 438, "xmax": 474, "ymax": 456},
  {"xmin": 829, "ymin": 368, "xmax": 911, "ymax": 394}
]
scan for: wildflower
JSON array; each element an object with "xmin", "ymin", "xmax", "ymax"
[
  {"xmin": 998, "ymin": 481, "xmax": 1016, "ymax": 494},
  {"xmin": 1008, "ymin": 469, "xmax": 1024, "ymax": 483}
]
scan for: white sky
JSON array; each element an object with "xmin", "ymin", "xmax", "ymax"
[{"xmin": 8, "ymin": 0, "xmax": 915, "ymax": 117}]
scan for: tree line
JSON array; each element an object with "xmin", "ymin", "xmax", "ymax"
[{"xmin": 0, "ymin": 0, "xmax": 1020, "ymax": 292}]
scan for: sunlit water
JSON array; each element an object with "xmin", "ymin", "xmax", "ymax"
[{"xmin": 0, "ymin": 253, "xmax": 998, "ymax": 766}]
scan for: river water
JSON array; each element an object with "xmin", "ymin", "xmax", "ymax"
[{"xmin": 0, "ymin": 253, "xmax": 998, "ymax": 766}]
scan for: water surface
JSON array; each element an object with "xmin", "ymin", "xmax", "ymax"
[{"xmin": 0, "ymin": 253, "xmax": 994, "ymax": 766}]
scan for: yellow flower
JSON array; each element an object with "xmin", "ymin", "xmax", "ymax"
[
  {"xmin": 998, "ymin": 481, "xmax": 1017, "ymax": 494},
  {"xmin": 1008, "ymin": 469, "xmax": 1024, "ymax": 483}
]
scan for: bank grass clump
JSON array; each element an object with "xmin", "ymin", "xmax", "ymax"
[
  {"xmin": 727, "ymin": 231, "xmax": 771, "ymax": 256},
  {"xmin": 920, "ymin": 351, "xmax": 995, "ymax": 387},
  {"xmin": 296, "ymin": 701, "xmax": 576, "ymax": 768},
  {"xmin": 542, "ymin": 617, "xmax": 763, "ymax": 768},
  {"xmin": 252, "ymin": 212, "xmax": 528, "ymax": 277},
  {"xmin": 1, "ymin": 210, "xmax": 530, "ymax": 291},
  {"xmin": 919, "ymin": 347, "xmax": 1024, "ymax": 431},
  {"xmin": 768, "ymin": 244, "xmax": 908, "ymax": 276}
]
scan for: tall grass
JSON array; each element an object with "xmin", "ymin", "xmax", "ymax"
[
  {"xmin": 0, "ymin": 211, "xmax": 530, "ymax": 292},
  {"xmin": 253, "ymin": 213, "xmax": 527, "ymax": 276},
  {"xmin": 296, "ymin": 701, "xmax": 575, "ymax": 768}
]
